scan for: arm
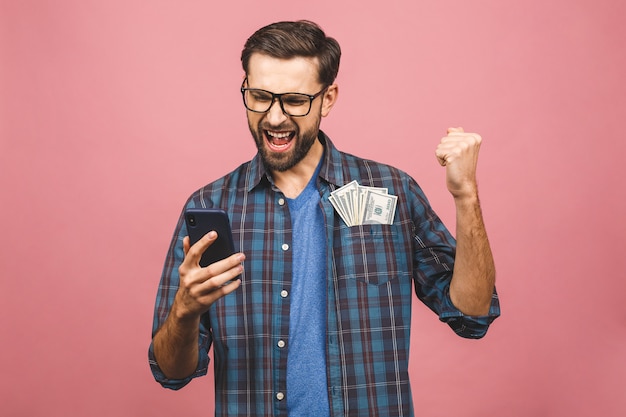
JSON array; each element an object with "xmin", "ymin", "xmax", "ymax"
[
  {"xmin": 436, "ymin": 127, "xmax": 495, "ymax": 316},
  {"xmin": 152, "ymin": 232, "xmax": 244, "ymax": 379}
]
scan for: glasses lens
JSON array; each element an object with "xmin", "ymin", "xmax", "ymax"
[
  {"xmin": 280, "ymin": 94, "xmax": 311, "ymax": 117},
  {"xmin": 244, "ymin": 89, "xmax": 273, "ymax": 113}
]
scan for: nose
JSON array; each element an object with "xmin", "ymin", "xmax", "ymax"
[{"xmin": 265, "ymin": 97, "xmax": 288, "ymax": 125}]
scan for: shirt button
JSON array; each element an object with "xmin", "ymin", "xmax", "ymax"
[
  {"xmin": 278, "ymin": 198, "xmax": 285, "ymax": 206},
  {"xmin": 276, "ymin": 392, "xmax": 285, "ymax": 401},
  {"xmin": 280, "ymin": 290, "xmax": 288, "ymax": 298},
  {"xmin": 277, "ymin": 340, "xmax": 286, "ymax": 348},
  {"xmin": 281, "ymin": 243, "xmax": 289, "ymax": 251}
]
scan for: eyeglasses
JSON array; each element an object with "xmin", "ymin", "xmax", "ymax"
[{"xmin": 241, "ymin": 78, "xmax": 328, "ymax": 117}]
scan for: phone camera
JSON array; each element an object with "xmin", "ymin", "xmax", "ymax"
[{"xmin": 187, "ymin": 214, "xmax": 196, "ymax": 226}]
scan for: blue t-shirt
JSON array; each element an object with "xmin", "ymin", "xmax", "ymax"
[{"xmin": 285, "ymin": 163, "xmax": 329, "ymax": 417}]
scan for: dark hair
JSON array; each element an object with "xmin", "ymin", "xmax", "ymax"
[{"xmin": 241, "ymin": 20, "xmax": 341, "ymax": 86}]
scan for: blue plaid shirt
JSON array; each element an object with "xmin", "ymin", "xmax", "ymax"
[{"xmin": 149, "ymin": 132, "xmax": 500, "ymax": 416}]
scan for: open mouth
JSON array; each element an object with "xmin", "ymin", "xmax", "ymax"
[{"xmin": 264, "ymin": 130, "xmax": 295, "ymax": 152}]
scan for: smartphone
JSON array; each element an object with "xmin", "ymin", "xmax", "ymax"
[{"xmin": 184, "ymin": 208, "xmax": 235, "ymax": 267}]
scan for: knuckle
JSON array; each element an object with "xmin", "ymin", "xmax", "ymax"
[
  {"xmin": 203, "ymin": 263, "xmax": 219, "ymax": 277},
  {"xmin": 187, "ymin": 244, "xmax": 203, "ymax": 257},
  {"xmin": 467, "ymin": 133, "xmax": 481, "ymax": 144},
  {"xmin": 178, "ymin": 264, "xmax": 189, "ymax": 277},
  {"xmin": 178, "ymin": 274, "xmax": 194, "ymax": 291}
]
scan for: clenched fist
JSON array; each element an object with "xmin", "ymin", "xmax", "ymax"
[{"xmin": 436, "ymin": 127, "xmax": 482, "ymax": 200}]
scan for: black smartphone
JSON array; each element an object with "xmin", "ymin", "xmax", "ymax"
[{"xmin": 184, "ymin": 208, "xmax": 235, "ymax": 267}]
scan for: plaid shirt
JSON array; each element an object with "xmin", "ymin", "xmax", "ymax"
[{"xmin": 149, "ymin": 132, "xmax": 500, "ymax": 416}]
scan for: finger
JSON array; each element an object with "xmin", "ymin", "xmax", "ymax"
[
  {"xmin": 436, "ymin": 141, "xmax": 467, "ymax": 166},
  {"xmin": 436, "ymin": 152, "xmax": 459, "ymax": 166},
  {"xmin": 447, "ymin": 126, "xmax": 464, "ymax": 134},
  {"xmin": 436, "ymin": 139, "xmax": 460, "ymax": 162},
  {"xmin": 203, "ymin": 252, "xmax": 246, "ymax": 279},
  {"xmin": 210, "ymin": 262, "xmax": 245, "ymax": 289},
  {"xmin": 183, "ymin": 236, "xmax": 191, "ymax": 256},
  {"xmin": 200, "ymin": 278, "xmax": 242, "ymax": 306},
  {"xmin": 443, "ymin": 131, "xmax": 482, "ymax": 144},
  {"xmin": 197, "ymin": 256, "xmax": 245, "ymax": 294},
  {"xmin": 435, "ymin": 148, "xmax": 449, "ymax": 166},
  {"xmin": 184, "ymin": 231, "xmax": 218, "ymax": 267},
  {"xmin": 181, "ymin": 252, "xmax": 244, "ymax": 299}
]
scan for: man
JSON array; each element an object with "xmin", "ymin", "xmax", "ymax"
[{"xmin": 149, "ymin": 20, "xmax": 500, "ymax": 417}]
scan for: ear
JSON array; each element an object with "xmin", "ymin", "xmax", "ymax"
[{"xmin": 320, "ymin": 84, "xmax": 339, "ymax": 117}]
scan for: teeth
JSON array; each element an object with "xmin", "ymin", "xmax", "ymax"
[{"xmin": 267, "ymin": 131, "xmax": 291, "ymax": 139}]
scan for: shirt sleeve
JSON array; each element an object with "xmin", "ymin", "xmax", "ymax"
[
  {"xmin": 148, "ymin": 331, "xmax": 211, "ymax": 390},
  {"xmin": 408, "ymin": 178, "xmax": 500, "ymax": 339},
  {"xmin": 147, "ymin": 209, "xmax": 213, "ymax": 389}
]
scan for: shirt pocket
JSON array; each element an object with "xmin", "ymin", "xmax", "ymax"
[{"xmin": 335, "ymin": 223, "xmax": 410, "ymax": 286}]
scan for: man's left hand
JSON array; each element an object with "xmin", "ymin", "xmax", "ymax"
[{"xmin": 435, "ymin": 127, "xmax": 482, "ymax": 200}]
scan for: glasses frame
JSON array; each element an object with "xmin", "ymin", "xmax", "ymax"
[{"xmin": 240, "ymin": 78, "xmax": 328, "ymax": 117}]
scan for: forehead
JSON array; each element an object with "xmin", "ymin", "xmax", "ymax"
[{"xmin": 246, "ymin": 53, "xmax": 321, "ymax": 93}]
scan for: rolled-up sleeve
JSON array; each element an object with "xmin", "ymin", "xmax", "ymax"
[
  {"xmin": 438, "ymin": 285, "xmax": 500, "ymax": 338},
  {"xmin": 409, "ymin": 179, "xmax": 500, "ymax": 338},
  {"xmin": 148, "ymin": 207, "xmax": 213, "ymax": 389},
  {"xmin": 148, "ymin": 330, "xmax": 211, "ymax": 390}
]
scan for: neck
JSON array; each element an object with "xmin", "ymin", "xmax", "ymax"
[{"xmin": 272, "ymin": 139, "xmax": 323, "ymax": 199}]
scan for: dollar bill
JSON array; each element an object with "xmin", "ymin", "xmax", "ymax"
[
  {"xmin": 357, "ymin": 185, "xmax": 388, "ymax": 223},
  {"xmin": 362, "ymin": 190, "xmax": 397, "ymax": 225},
  {"xmin": 330, "ymin": 180, "xmax": 358, "ymax": 226},
  {"xmin": 329, "ymin": 195, "xmax": 351, "ymax": 226},
  {"xmin": 330, "ymin": 181, "xmax": 395, "ymax": 226}
]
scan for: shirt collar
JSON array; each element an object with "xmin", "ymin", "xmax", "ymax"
[{"xmin": 246, "ymin": 130, "xmax": 345, "ymax": 192}]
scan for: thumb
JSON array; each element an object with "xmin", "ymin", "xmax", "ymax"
[{"xmin": 447, "ymin": 126, "xmax": 464, "ymax": 134}]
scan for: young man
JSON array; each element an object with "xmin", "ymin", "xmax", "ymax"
[{"xmin": 149, "ymin": 20, "xmax": 500, "ymax": 417}]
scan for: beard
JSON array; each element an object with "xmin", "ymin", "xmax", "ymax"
[{"xmin": 248, "ymin": 115, "xmax": 321, "ymax": 173}]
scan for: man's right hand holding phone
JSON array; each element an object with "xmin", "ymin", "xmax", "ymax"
[
  {"xmin": 152, "ymin": 231, "xmax": 244, "ymax": 380},
  {"xmin": 175, "ymin": 231, "xmax": 244, "ymax": 318}
]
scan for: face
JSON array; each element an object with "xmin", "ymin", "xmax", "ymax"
[{"xmin": 244, "ymin": 53, "xmax": 337, "ymax": 173}]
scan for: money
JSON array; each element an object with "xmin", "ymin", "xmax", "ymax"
[
  {"xmin": 329, "ymin": 181, "xmax": 396, "ymax": 226},
  {"xmin": 362, "ymin": 190, "xmax": 397, "ymax": 225}
]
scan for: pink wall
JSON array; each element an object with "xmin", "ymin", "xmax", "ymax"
[{"xmin": 1, "ymin": 1, "xmax": 625, "ymax": 416}]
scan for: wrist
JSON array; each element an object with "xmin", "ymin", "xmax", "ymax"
[
  {"xmin": 171, "ymin": 296, "xmax": 202, "ymax": 324},
  {"xmin": 452, "ymin": 191, "xmax": 479, "ymax": 206}
]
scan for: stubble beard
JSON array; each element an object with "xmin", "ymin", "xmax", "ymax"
[{"xmin": 249, "ymin": 117, "xmax": 321, "ymax": 173}]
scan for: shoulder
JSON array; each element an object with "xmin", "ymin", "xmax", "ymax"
[
  {"xmin": 185, "ymin": 160, "xmax": 255, "ymax": 209},
  {"xmin": 339, "ymin": 149, "xmax": 416, "ymax": 190},
  {"xmin": 331, "ymin": 146, "xmax": 435, "ymax": 221}
]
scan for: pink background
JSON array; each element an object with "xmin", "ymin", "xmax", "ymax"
[{"xmin": 1, "ymin": 1, "xmax": 625, "ymax": 416}]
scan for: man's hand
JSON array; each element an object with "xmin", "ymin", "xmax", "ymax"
[
  {"xmin": 173, "ymin": 231, "xmax": 244, "ymax": 321},
  {"xmin": 435, "ymin": 127, "xmax": 482, "ymax": 200},
  {"xmin": 435, "ymin": 127, "xmax": 495, "ymax": 317},
  {"xmin": 152, "ymin": 232, "xmax": 244, "ymax": 380}
]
